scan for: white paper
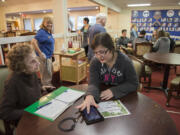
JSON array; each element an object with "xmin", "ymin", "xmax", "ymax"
[
  {"xmin": 55, "ymin": 89, "xmax": 84, "ymax": 103},
  {"xmin": 98, "ymin": 100, "xmax": 130, "ymax": 118},
  {"xmin": 35, "ymin": 89, "xmax": 84, "ymax": 120},
  {"xmin": 35, "ymin": 99, "xmax": 69, "ymax": 120}
]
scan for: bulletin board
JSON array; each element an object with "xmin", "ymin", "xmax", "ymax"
[{"xmin": 131, "ymin": 9, "xmax": 180, "ymax": 40}]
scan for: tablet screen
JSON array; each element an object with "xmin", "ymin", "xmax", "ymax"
[{"xmin": 82, "ymin": 106, "xmax": 101, "ymax": 121}]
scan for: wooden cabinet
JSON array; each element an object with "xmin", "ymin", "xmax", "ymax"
[{"xmin": 54, "ymin": 49, "xmax": 87, "ymax": 84}]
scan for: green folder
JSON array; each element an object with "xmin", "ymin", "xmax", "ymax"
[{"xmin": 24, "ymin": 86, "xmax": 71, "ymax": 121}]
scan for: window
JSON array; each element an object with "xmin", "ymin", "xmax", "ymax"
[
  {"xmin": 34, "ymin": 18, "xmax": 43, "ymax": 31},
  {"xmin": 77, "ymin": 16, "xmax": 96, "ymax": 30},
  {"xmin": 23, "ymin": 19, "xmax": 32, "ymax": 31},
  {"xmin": 69, "ymin": 16, "xmax": 75, "ymax": 31}
]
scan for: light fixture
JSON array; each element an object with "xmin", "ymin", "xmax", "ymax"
[
  {"xmin": 43, "ymin": 10, "xmax": 47, "ymax": 13},
  {"xmin": 178, "ymin": 2, "xmax": 180, "ymax": 5},
  {"xmin": 2, "ymin": 0, "xmax": 5, "ymax": 2},
  {"xmin": 19, "ymin": 12, "xmax": 22, "ymax": 15},
  {"xmin": 127, "ymin": 3, "xmax": 151, "ymax": 7}
]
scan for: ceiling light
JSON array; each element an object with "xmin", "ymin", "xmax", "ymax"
[
  {"xmin": 178, "ymin": 2, "xmax": 180, "ymax": 5},
  {"xmin": 2, "ymin": 0, "xmax": 5, "ymax": 2},
  {"xmin": 127, "ymin": 3, "xmax": 151, "ymax": 7}
]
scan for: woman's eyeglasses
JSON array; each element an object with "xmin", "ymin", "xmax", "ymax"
[{"xmin": 94, "ymin": 49, "xmax": 109, "ymax": 56}]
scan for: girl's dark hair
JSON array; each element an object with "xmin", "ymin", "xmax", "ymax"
[
  {"xmin": 91, "ymin": 32, "xmax": 115, "ymax": 52},
  {"xmin": 84, "ymin": 17, "xmax": 89, "ymax": 24}
]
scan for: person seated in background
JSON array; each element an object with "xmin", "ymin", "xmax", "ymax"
[
  {"xmin": 0, "ymin": 44, "xmax": 41, "ymax": 126},
  {"xmin": 133, "ymin": 30, "xmax": 148, "ymax": 50},
  {"xmin": 77, "ymin": 33, "xmax": 138, "ymax": 113},
  {"xmin": 117, "ymin": 29, "xmax": 132, "ymax": 49},
  {"xmin": 152, "ymin": 30, "xmax": 170, "ymax": 53},
  {"xmin": 166, "ymin": 32, "xmax": 175, "ymax": 52},
  {"xmin": 150, "ymin": 30, "xmax": 158, "ymax": 43}
]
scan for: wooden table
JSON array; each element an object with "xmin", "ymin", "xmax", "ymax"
[
  {"xmin": 16, "ymin": 84, "xmax": 178, "ymax": 135},
  {"xmin": 54, "ymin": 49, "xmax": 87, "ymax": 84},
  {"xmin": 143, "ymin": 53, "xmax": 180, "ymax": 93}
]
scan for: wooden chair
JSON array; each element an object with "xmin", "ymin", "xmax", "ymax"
[
  {"xmin": 166, "ymin": 74, "xmax": 180, "ymax": 106},
  {"xmin": 128, "ymin": 55, "xmax": 143, "ymax": 91},
  {"xmin": 134, "ymin": 42, "xmax": 153, "ymax": 89},
  {"xmin": 0, "ymin": 66, "xmax": 14, "ymax": 135},
  {"xmin": 173, "ymin": 45, "xmax": 180, "ymax": 73},
  {"xmin": 122, "ymin": 47, "xmax": 152, "ymax": 90},
  {"xmin": 134, "ymin": 42, "xmax": 153, "ymax": 59}
]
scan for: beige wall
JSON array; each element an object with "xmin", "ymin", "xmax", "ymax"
[
  {"xmin": 1, "ymin": 1, "xmax": 180, "ymax": 36},
  {"xmin": 67, "ymin": 0, "xmax": 97, "ymax": 7},
  {"xmin": 0, "ymin": 0, "xmax": 98, "ymax": 31},
  {"xmin": 0, "ymin": 7, "xmax": 6, "ymax": 31},
  {"xmin": 3, "ymin": 1, "xmax": 53, "ymax": 14}
]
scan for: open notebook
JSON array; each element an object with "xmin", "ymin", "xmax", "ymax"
[{"xmin": 25, "ymin": 87, "xmax": 85, "ymax": 121}]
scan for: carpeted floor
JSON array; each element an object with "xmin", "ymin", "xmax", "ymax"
[{"xmin": 140, "ymin": 66, "xmax": 180, "ymax": 134}]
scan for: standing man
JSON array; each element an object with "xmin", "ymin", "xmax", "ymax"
[{"xmin": 88, "ymin": 13, "xmax": 107, "ymax": 61}]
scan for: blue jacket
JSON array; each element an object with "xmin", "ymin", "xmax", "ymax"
[{"xmin": 35, "ymin": 29, "xmax": 54, "ymax": 58}]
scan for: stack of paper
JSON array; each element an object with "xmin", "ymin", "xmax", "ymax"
[
  {"xmin": 25, "ymin": 87, "xmax": 85, "ymax": 121},
  {"xmin": 55, "ymin": 89, "xmax": 85, "ymax": 104},
  {"xmin": 35, "ymin": 99, "xmax": 70, "ymax": 120}
]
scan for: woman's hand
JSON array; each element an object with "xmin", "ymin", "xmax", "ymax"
[
  {"xmin": 100, "ymin": 89, "xmax": 113, "ymax": 100},
  {"xmin": 76, "ymin": 95, "xmax": 98, "ymax": 114},
  {"xmin": 40, "ymin": 52, "xmax": 46, "ymax": 60}
]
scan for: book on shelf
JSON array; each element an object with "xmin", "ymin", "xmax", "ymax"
[{"xmin": 25, "ymin": 86, "xmax": 85, "ymax": 121}]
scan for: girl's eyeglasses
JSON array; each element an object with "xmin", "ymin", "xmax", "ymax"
[{"xmin": 94, "ymin": 49, "xmax": 109, "ymax": 56}]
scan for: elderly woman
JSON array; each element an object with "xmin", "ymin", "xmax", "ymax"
[
  {"xmin": 0, "ymin": 44, "xmax": 41, "ymax": 126},
  {"xmin": 32, "ymin": 16, "xmax": 55, "ymax": 91}
]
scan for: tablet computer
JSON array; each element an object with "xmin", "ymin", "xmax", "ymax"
[{"xmin": 80, "ymin": 106, "xmax": 104, "ymax": 125}]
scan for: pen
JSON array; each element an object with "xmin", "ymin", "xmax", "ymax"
[{"xmin": 36, "ymin": 102, "xmax": 52, "ymax": 110}]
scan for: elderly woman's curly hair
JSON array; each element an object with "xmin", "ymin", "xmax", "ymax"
[{"xmin": 6, "ymin": 44, "xmax": 33, "ymax": 72}]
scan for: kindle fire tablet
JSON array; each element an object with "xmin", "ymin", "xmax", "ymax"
[{"xmin": 80, "ymin": 106, "xmax": 104, "ymax": 125}]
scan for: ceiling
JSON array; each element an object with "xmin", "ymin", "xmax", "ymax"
[
  {"xmin": 0, "ymin": 0, "xmax": 47, "ymax": 5},
  {"xmin": 1, "ymin": 0, "xmax": 180, "ymax": 14},
  {"xmin": 1, "ymin": 0, "xmax": 180, "ymax": 7},
  {"xmin": 106, "ymin": 0, "xmax": 180, "ymax": 8}
]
